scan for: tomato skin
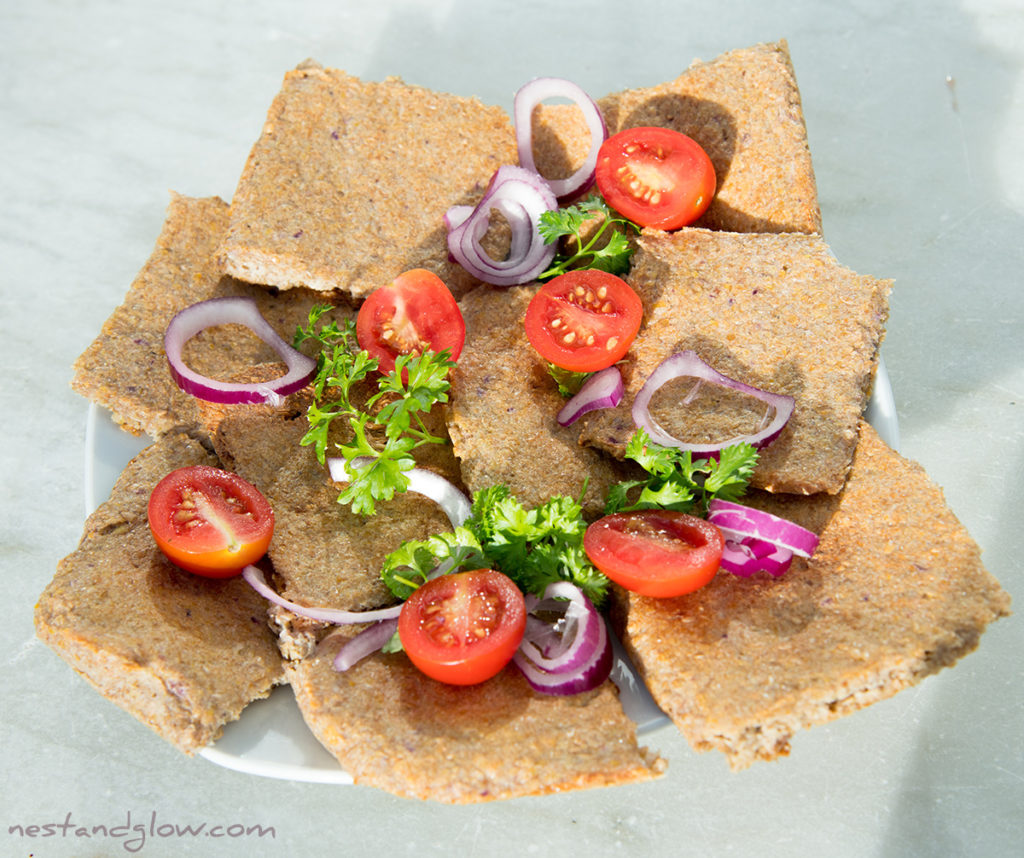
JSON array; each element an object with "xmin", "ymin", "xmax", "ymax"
[
  {"xmin": 524, "ymin": 270, "xmax": 643, "ymax": 372},
  {"xmin": 595, "ymin": 127, "xmax": 716, "ymax": 230},
  {"xmin": 398, "ymin": 569, "xmax": 526, "ymax": 686},
  {"xmin": 356, "ymin": 268, "xmax": 465, "ymax": 374},
  {"xmin": 583, "ymin": 510, "xmax": 724, "ymax": 598},
  {"xmin": 147, "ymin": 466, "xmax": 275, "ymax": 579}
]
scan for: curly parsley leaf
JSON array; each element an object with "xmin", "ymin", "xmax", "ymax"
[
  {"xmin": 295, "ymin": 305, "xmax": 455, "ymax": 516},
  {"xmin": 380, "ymin": 485, "xmax": 610, "ymax": 609},
  {"xmin": 605, "ymin": 428, "xmax": 759, "ymax": 517},
  {"xmin": 537, "ymin": 195, "xmax": 638, "ymax": 280},
  {"xmin": 380, "ymin": 526, "xmax": 486, "ymax": 601}
]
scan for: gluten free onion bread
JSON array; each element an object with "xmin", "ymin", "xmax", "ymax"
[
  {"xmin": 610, "ymin": 422, "xmax": 1011, "ymax": 769},
  {"xmin": 579, "ymin": 228, "xmax": 892, "ymax": 495},
  {"xmin": 447, "ymin": 282, "xmax": 638, "ymax": 519},
  {"xmin": 34, "ymin": 433, "xmax": 284, "ymax": 754},
  {"xmin": 531, "ymin": 40, "xmax": 821, "ymax": 235},
  {"xmin": 218, "ymin": 61, "xmax": 518, "ymax": 301},
  {"xmin": 286, "ymin": 633, "xmax": 664, "ymax": 803},
  {"xmin": 71, "ymin": 193, "xmax": 351, "ymax": 439}
]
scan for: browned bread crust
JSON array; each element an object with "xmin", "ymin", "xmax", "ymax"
[
  {"xmin": 71, "ymin": 193, "xmax": 348, "ymax": 438},
  {"xmin": 34, "ymin": 433, "xmax": 284, "ymax": 754},
  {"xmin": 532, "ymin": 40, "xmax": 821, "ymax": 235},
  {"xmin": 286, "ymin": 631, "xmax": 664, "ymax": 803},
  {"xmin": 579, "ymin": 229, "xmax": 892, "ymax": 495},
  {"xmin": 218, "ymin": 62, "xmax": 518, "ymax": 300},
  {"xmin": 610, "ymin": 422, "xmax": 1011, "ymax": 769},
  {"xmin": 447, "ymin": 282, "xmax": 636, "ymax": 519}
]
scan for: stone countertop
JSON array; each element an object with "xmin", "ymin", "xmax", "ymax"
[{"xmin": 3, "ymin": 1, "xmax": 1021, "ymax": 856}]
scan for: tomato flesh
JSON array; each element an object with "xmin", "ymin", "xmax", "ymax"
[
  {"xmin": 583, "ymin": 510, "xmax": 724, "ymax": 598},
  {"xmin": 398, "ymin": 569, "xmax": 526, "ymax": 686},
  {"xmin": 524, "ymin": 269, "xmax": 643, "ymax": 372},
  {"xmin": 356, "ymin": 268, "xmax": 465, "ymax": 374},
  {"xmin": 147, "ymin": 466, "xmax": 275, "ymax": 578},
  {"xmin": 595, "ymin": 126, "xmax": 716, "ymax": 230}
]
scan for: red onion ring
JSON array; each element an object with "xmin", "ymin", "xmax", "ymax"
[
  {"xmin": 707, "ymin": 499, "xmax": 819, "ymax": 578},
  {"xmin": 512, "ymin": 581, "xmax": 612, "ymax": 695},
  {"xmin": 164, "ymin": 297, "xmax": 316, "ymax": 405},
  {"xmin": 332, "ymin": 618, "xmax": 399, "ymax": 671},
  {"xmin": 707, "ymin": 499, "xmax": 819, "ymax": 558},
  {"xmin": 513, "ymin": 77, "xmax": 608, "ymax": 202},
  {"xmin": 327, "ymin": 457, "xmax": 471, "ymax": 527},
  {"xmin": 242, "ymin": 565, "xmax": 402, "ymax": 624},
  {"xmin": 445, "ymin": 165, "xmax": 558, "ymax": 286},
  {"xmin": 556, "ymin": 366, "xmax": 624, "ymax": 426},
  {"xmin": 719, "ymin": 537, "xmax": 794, "ymax": 578},
  {"xmin": 632, "ymin": 351, "xmax": 795, "ymax": 455}
]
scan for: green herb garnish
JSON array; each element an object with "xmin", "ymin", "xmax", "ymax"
[
  {"xmin": 546, "ymin": 363, "xmax": 592, "ymax": 398},
  {"xmin": 380, "ymin": 484, "xmax": 609, "ymax": 609},
  {"xmin": 295, "ymin": 304, "xmax": 455, "ymax": 516},
  {"xmin": 537, "ymin": 195, "xmax": 638, "ymax": 279},
  {"xmin": 605, "ymin": 428, "xmax": 759, "ymax": 517}
]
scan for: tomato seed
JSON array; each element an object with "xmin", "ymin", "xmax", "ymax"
[{"xmin": 606, "ymin": 336, "xmax": 619, "ymax": 350}]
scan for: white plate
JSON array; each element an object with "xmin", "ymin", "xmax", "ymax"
[{"xmin": 84, "ymin": 359, "xmax": 899, "ymax": 784}]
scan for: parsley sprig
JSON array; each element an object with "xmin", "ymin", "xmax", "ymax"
[
  {"xmin": 537, "ymin": 195, "xmax": 638, "ymax": 279},
  {"xmin": 294, "ymin": 305, "xmax": 455, "ymax": 516},
  {"xmin": 380, "ymin": 485, "xmax": 610, "ymax": 609},
  {"xmin": 605, "ymin": 428, "xmax": 759, "ymax": 517}
]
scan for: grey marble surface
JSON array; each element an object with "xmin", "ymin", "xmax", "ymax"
[{"xmin": 2, "ymin": 1, "xmax": 1022, "ymax": 856}]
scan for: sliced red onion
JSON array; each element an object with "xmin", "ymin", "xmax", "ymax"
[
  {"xmin": 445, "ymin": 165, "xmax": 558, "ymax": 286},
  {"xmin": 707, "ymin": 499, "xmax": 819, "ymax": 558},
  {"xmin": 242, "ymin": 565, "xmax": 402, "ymax": 625},
  {"xmin": 719, "ymin": 537, "xmax": 794, "ymax": 578},
  {"xmin": 513, "ymin": 77, "xmax": 607, "ymax": 202},
  {"xmin": 632, "ymin": 350, "xmax": 795, "ymax": 455},
  {"xmin": 512, "ymin": 581, "xmax": 612, "ymax": 695},
  {"xmin": 707, "ymin": 499, "xmax": 819, "ymax": 578},
  {"xmin": 164, "ymin": 297, "xmax": 317, "ymax": 405},
  {"xmin": 327, "ymin": 457, "xmax": 471, "ymax": 527},
  {"xmin": 556, "ymin": 366, "xmax": 623, "ymax": 426},
  {"xmin": 333, "ymin": 618, "xmax": 399, "ymax": 671}
]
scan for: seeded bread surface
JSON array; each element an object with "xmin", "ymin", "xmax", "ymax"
[
  {"xmin": 219, "ymin": 62, "xmax": 517, "ymax": 300},
  {"xmin": 71, "ymin": 193, "xmax": 349, "ymax": 438},
  {"xmin": 610, "ymin": 423, "xmax": 1011, "ymax": 769},
  {"xmin": 34, "ymin": 433, "xmax": 284, "ymax": 754},
  {"xmin": 532, "ymin": 40, "xmax": 820, "ymax": 235},
  {"xmin": 447, "ymin": 283, "xmax": 636, "ymax": 519},
  {"xmin": 286, "ymin": 632, "xmax": 664, "ymax": 803},
  {"xmin": 579, "ymin": 229, "xmax": 892, "ymax": 495}
]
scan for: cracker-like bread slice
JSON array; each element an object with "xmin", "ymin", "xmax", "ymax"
[
  {"xmin": 446, "ymin": 283, "xmax": 635, "ymax": 519},
  {"xmin": 610, "ymin": 422, "xmax": 1011, "ymax": 769},
  {"xmin": 579, "ymin": 229, "xmax": 892, "ymax": 495},
  {"xmin": 34, "ymin": 433, "xmax": 284, "ymax": 754},
  {"xmin": 207, "ymin": 402, "xmax": 457, "ymax": 613},
  {"xmin": 219, "ymin": 61, "xmax": 518, "ymax": 300},
  {"xmin": 531, "ymin": 40, "xmax": 821, "ymax": 234},
  {"xmin": 286, "ymin": 633, "xmax": 664, "ymax": 803},
  {"xmin": 71, "ymin": 193, "xmax": 348, "ymax": 438}
]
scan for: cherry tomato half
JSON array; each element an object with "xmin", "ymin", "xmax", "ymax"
[
  {"xmin": 147, "ymin": 466, "xmax": 275, "ymax": 578},
  {"xmin": 398, "ymin": 569, "xmax": 526, "ymax": 686},
  {"xmin": 583, "ymin": 510, "xmax": 724, "ymax": 598},
  {"xmin": 595, "ymin": 126, "xmax": 716, "ymax": 230},
  {"xmin": 524, "ymin": 269, "xmax": 643, "ymax": 372},
  {"xmin": 356, "ymin": 268, "xmax": 466, "ymax": 375}
]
